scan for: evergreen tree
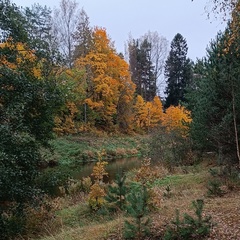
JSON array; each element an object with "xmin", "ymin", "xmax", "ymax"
[
  {"xmin": 187, "ymin": 24, "xmax": 240, "ymax": 165},
  {"xmin": 73, "ymin": 8, "xmax": 93, "ymax": 59},
  {"xmin": 105, "ymin": 172, "xmax": 128, "ymax": 211},
  {"xmin": 0, "ymin": 0, "xmax": 28, "ymax": 43},
  {"xmin": 164, "ymin": 33, "xmax": 192, "ymax": 108},
  {"xmin": 139, "ymin": 39, "xmax": 156, "ymax": 101},
  {"xmin": 124, "ymin": 183, "xmax": 150, "ymax": 239},
  {"xmin": 128, "ymin": 37, "xmax": 157, "ymax": 101}
]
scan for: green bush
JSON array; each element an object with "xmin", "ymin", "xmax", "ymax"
[
  {"xmin": 0, "ymin": 204, "xmax": 25, "ymax": 240},
  {"xmin": 207, "ymin": 179, "xmax": 223, "ymax": 197},
  {"xmin": 164, "ymin": 199, "xmax": 212, "ymax": 240},
  {"xmin": 124, "ymin": 183, "xmax": 150, "ymax": 239},
  {"xmin": 150, "ymin": 126, "xmax": 194, "ymax": 171},
  {"xmin": 105, "ymin": 172, "xmax": 128, "ymax": 211}
]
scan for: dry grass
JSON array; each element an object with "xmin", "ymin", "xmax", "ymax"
[
  {"xmin": 28, "ymin": 162, "xmax": 240, "ymax": 240},
  {"xmin": 38, "ymin": 216, "xmax": 125, "ymax": 240}
]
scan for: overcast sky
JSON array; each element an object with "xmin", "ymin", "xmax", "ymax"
[{"xmin": 13, "ymin": 0, "xmax": 226, "ymax": 61}]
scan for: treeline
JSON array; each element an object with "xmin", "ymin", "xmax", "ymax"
[{"xmin": 0, "ymin": 0, "xmax": 191, "ymax": 135}]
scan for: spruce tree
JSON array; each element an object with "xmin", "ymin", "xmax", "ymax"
[
  {"xmin": 164, "ymin": 33, "xmax": 192, "ymax": 108},
  {"xmin": 73, "ymin": 8, "xmax": 93, "ymax": 59},
  {"xmin": 128, "ymin": 37, "xmax": 156, "ymax": 101}
]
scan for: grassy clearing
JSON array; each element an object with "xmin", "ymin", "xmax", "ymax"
[
  {"xmin": 47, "ymin": 134, "xmax": 149, "ymax": 166},
  {"xmin": 28, "ymin": 159, "xmax": 240, "ymax": 240},
  {"xmin": 32, "ymin": 134, "xmax": 240, "ymax": 239},
  {"xmin": 35, "ymin": 161, "xmax": 240, "ymax": 239}
]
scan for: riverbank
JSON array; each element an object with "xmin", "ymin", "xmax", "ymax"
[
  {"xmin": 45, "ymin": 134, "xmax": 150, "ymax": 166},
  {"xmin": 36, "ymin": 134, "xmax": 149, "ymax": 196}
]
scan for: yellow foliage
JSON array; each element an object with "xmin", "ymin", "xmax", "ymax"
[
  {"xmin": 88, "ymin": 150, "xmax": 108, "ymax": 210},
  {"xmin": 134, "ymin": 95, "xmax": 148, "ymax": 129},
  {"xmin": 53, "ymin": 101, "xmax": 79, "ymax": 135},
  {"xmin": 75, "ymin": 27, "xmax": 135, "ymax": 129},
  {"xmin": 82, "ymin": 176, "xmax": 92, "ymax": 193},
  {"xmin": 134, "ymin": 95, "xmax": 163, "ymax": 130},
  {"xmin": 0, "ymin": 39, "xmax": 42, "ymax": 79},
  {"xmin": 135, "ymin": 158, "xmax": 153, "ymax": 184},
  {"xmin": 149, "ymin": 96, "xmax": 164, "ymax": 126},
  {"xmin": 162, "ymin": 105, "xmax": 191, "ymax": 135},
  {"xmin": 88, "ymin": 182, "xmax": 106, "ymax": 210},
  {"xmin": 91, "ymin": 152, "xmax": 108, "ymax": 182}
]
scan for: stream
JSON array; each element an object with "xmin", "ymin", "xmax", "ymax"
[
  {"xmin": 41, "ymin": 156, "xmax": 143, "ymax": 196},
  {"xmin": 71, "ymin": 156, "xmax": 142, "ymax": 182}
]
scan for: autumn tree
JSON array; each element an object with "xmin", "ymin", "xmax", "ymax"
[
  {"xmin": 0, "ymin": 1, "xmax": 62, "ymax": 76},
  {"xmin": 164, "ymin": 33, "xmax": 193, "ymax": 108},
  {"xmin": 134, "ymin": 95, "xmax": 163, "ymax": 131},
  {"xmin": 200, "ymin": 0, "xmax": 237, "ymax": 18},
  {"xmin": 150, "ymin": 105, "xmax": 192, "ymax": 168},
  {"xmin": 75, "ymin": 27, "xmax": 135, "ymax": 132},
  {"xmin": 162, "ymin": 105, "xmax": 191, "ymax": 136},
  {"xmin": 88, "ymin": 151, "xmax": 108, "ymax": 210}
]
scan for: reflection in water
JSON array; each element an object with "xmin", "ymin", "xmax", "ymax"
[{"xmin": 72, "ymin": 157, "xmax": 141, "ymax": 182}]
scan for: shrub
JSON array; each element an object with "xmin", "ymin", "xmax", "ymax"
[
  {"xmin": 88, "ymin": 182, "xmax": 106, "ymax": 211},
  {"xmin": 0, "ymin": 204, "xmax": 25, "ymax": 240},
  {"xmin": 105, "ymin": 172, "xmax": 128, "ymax": 211},
  {"xmin": 82, "ymin": 176, "xmax": 92, "ymax": 193},
  {"xmin": 207, "ymin": 179, "xmax": 224, "ymax": 197},
  {"xmin": 24, "ymin": 195, "xmax": 58, "ymax": 236},
  {"xmin": 164, "ymin": 199, "xmax": 212, "ymax": 239},
  {"xmin": 124, "ymin": 183, "xmax": 150, "ymax": 239},
  {"xmin": 88, "ymin": 152, "xmax": 108, "ymax": 211},
  {"xmin": 150, "ymin": 126, "xmax": 194, "ymax": 171}
]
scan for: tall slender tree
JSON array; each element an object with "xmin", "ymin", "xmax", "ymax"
[
  {"xmin": 23, "ymin": 4, "xmax": 61, "ymax": 75},
  {"xmin": 164, "ymin": 33, "xmax": 192, "ymax": 108},
  {"xmin": 128, "ymin": 32, "xmax": 168, "ymax": 101},
  {"xmin": 73, "ymin": 8, "xmax": 93, "ymax": 59},
  {"xmin": 188, "ymin": 23, "xmax": 240, "ymax": 165},
  {"xmin": 52, "ymin": 0, "xmax": 80, "ymax": 68},
  {"xmin": 141, "ymin": 31, "xmax": 168, "ymax": 96},
  {"xmin": 128, "ymin": 38, "xmax": 156, "ymax": 101}
]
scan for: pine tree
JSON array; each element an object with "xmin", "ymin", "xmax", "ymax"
[
  {"xmin": 164, "ymin": 33, "xmax": 192, "ymax": 108},
  {"xmin": 124, "ymin": 183, "xmax": 150, "ymax": 239},
  {"xmin": 187, "ymin": 22, "xmax": 240, "ymax": 165},
  {"xmin": 105, "ymin": 172, "xmax": 128, "ymax": 211}
]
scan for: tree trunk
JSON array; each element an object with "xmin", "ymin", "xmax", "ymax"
[{"xmin": 232, "ymin": 84, "xmax": 240, "ymax": 167}]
